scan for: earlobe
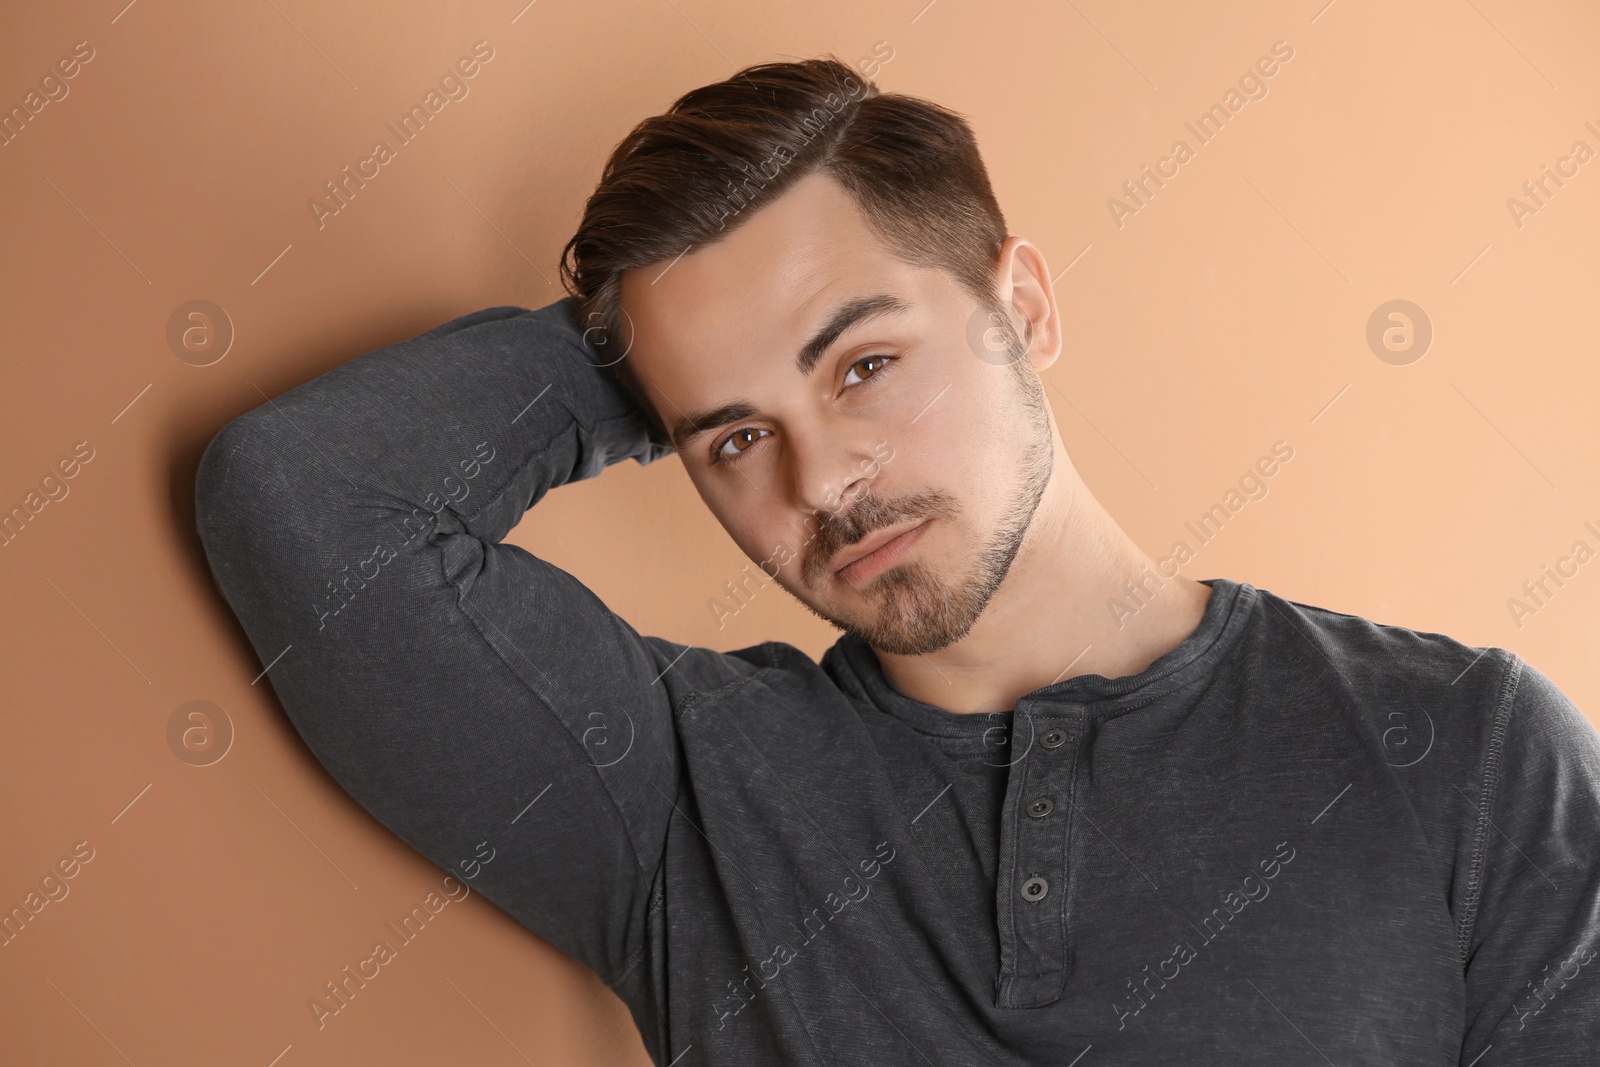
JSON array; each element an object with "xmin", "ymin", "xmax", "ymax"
[
  {"xmin": 1007, "ymin": 300, "xmax": 1057, "ymax": 376},
  {"xmin": 1029, "ymin": 312, "xmax": 1062, "ymax": 374}
]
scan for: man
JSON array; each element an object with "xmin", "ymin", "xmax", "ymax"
[{"xmin": 195, "ymin": 56, "xmax": 1600, "ymax": 1064}]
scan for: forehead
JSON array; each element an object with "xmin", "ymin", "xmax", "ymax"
[{"xmin": 618, "ymin": 170, "xmax": 920, "ymax": 395}]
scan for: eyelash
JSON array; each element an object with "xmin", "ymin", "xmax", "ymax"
[{"xmin": 710, "ymin": 353, "xmax": 898, "ymax": 467}]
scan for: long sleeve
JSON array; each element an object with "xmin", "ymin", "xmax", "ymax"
[
  {"xmin": 193, "ymin": 296, "xmax": 710, "ymax": 992},
  {"xmin": 1459, "ymin": 655, "xmax": 1600, "ymax": 1061}
]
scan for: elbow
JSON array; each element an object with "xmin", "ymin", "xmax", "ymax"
[{"xmin": 194, "ymin": 408, "xmax": 290, "ymax": 572}]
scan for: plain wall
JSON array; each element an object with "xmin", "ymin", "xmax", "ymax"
[{"xmin": 2, "ymin": 0, "xmax": 1597, "ymax": 1062}]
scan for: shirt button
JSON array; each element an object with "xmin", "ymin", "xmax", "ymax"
[
  {"xmin": 1027, "ymin": 797, "xmax": 1054, "ymax": 818},
  {"xmin": 1021, "ymin": 876, "xmax": 1049, "ymax": 901},
  {"xmin": 1040, "ymin": 728, "xmax": 1068, "ymax": 749}
]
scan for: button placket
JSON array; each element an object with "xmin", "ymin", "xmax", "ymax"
[{"xmin": 994, "ymin": 707, "xmax": 1081, "ymax": 1009}]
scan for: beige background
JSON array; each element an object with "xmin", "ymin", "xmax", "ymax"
[{"xmin": 3, "ymin": 0, "xmax": 1598, "ymax": 1062}]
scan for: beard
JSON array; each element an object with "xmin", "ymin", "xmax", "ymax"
[{"xmin": 791, "ymin": 304, "xmax": 1054, "ymax": 656}]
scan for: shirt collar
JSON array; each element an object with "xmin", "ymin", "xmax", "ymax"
[{"xmin": 820, "ymin": 576, "xmax": 1255, "ymax": 737}]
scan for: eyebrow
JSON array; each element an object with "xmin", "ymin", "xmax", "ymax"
[{"xmin": 668, "ymin": 293, "xmax": 912, "ymax": 453}]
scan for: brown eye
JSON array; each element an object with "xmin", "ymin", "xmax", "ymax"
[
  {"xmin": 844, "ymin": 354, "xmax": 893, "ymax": 387},
  {"xmin": 713, "ymin": 426, "xmax": 771, "ymax": 465},
  {"xmin": 710, "ymin": 354, "xmax": 897, "ymax": 469}
]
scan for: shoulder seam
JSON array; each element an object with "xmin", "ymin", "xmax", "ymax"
[
  {"xmin": 448, "ymin": 590, "xmax": 749, "ymax": 990},
  {"xmin": 608, "ymin": 869, "xmax": 667, "ymax": 989},
  {"xmin": 1457, "ymin": 650, "xmax": 1524, "ymax": 965},
  {"xmin": 601, "ymin": 659, "xmax": 778, "ymax": 988},
  {"xmin": 604, "ymin": 662, "xmax": 779, "ymax": 988}
]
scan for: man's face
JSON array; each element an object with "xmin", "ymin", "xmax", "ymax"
[{"xmin": 618, "ymin": 170, "xmax": 1057, "ymax": 655}]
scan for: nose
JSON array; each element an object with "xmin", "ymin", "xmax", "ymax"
[{"xmin": 791, "ymin": 426, "xmax": 882, "ymax": 524}]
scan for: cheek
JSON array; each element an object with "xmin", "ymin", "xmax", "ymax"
[
  {"xmin": 690, "ymin": 459, "xmax": 804, "ymax": 569},
  {"xmin": 889, "ymin": 397, "xmax": 987, "ymax": 490},
  {"xmin": 753, "ymin": 518, "xmax": 810, "ymax": 582},
  {"xmin": 911, "ymin": 378, "xmax": 1029, "ymax": 502}
]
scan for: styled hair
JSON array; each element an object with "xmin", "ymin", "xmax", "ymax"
[{"xmin": 558, "ymin": 54, "xmax": 1010, "ymax": 448}]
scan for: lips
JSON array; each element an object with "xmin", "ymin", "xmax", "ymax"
[{"xmin": 831, "ymin": 517, "xmax": 932, "ymax": 584}]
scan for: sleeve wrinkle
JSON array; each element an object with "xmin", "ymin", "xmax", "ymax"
[
  {"xmin": 445, "ymin": 584, "xmax": 661, "ymax": 896},
  {"xmin": 609, "ymin": 867, "xmax": 669, "ymax": 991}
]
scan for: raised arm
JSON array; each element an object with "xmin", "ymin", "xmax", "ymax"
[
  {"xmin": 1460, "ymin": 656, "xmax": 1600, "ymax": 1061},
  {"xmin": 194, "ymin": 297, "xmax": 731, "ymax": 999}
]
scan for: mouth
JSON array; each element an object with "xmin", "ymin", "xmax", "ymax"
[{"xmin": 832, "ymin": 517, "xmax": 933, "ymax": 586}]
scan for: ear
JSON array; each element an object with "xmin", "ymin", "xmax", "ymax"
[{"xmin": 993, "ymin": 236, "xmax": 1062, "ymax": 374}]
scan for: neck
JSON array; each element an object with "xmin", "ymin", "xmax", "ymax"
[{"xmin": 872, "ymin": 445, "xmax": 1214, "ymax": 715}]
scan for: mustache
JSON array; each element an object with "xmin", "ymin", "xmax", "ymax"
[{"xmin": 803, "ymin": 488, "xmax": 957, "ymax": 583}]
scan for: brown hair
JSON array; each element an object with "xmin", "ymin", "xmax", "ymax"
[{"xmin": 558, "ymin": 54, "xmax": 1010, "ymax": 448}]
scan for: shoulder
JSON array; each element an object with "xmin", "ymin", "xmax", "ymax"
[
  {"xmin": 1241, "ymin": 582, "xmax": 1511, "ymax": 701},
  {"xmin": 1228, "ymin": 583, "xmax": 1526, "ymax": 814},
  {"xmin": 1457, "ymin": 653, "xmax": 1600, "ymax": 969},
  {"xmin": 1243, "ymin": 585, "xmax": 1596, "ymax": 771},
  {"xmin": 1238, "ymin": 583, "xmax": 1600, "ymax": 951},
  {"xmin": 1475, "ymin": 655, "xmax": 1600, "ymax": 871},
  {"xmin": 641, "ymin": 637, "xmax": 832, "ymax": 711},
  {"xmin": 1495, "ymin": 656, "xmax": 1600, "ymax": 766}
]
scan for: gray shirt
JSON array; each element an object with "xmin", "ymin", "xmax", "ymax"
[{"xmin": 194, "ymin": 297, "xmax": 1600, "ymax": 1065}]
